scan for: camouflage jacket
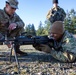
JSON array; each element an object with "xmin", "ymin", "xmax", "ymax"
[
  {"xmin": 0, "ymin": 8, "xmax": 24, "ymax": 33},
  {"xmin": 50, "ymin": 31, "xmax": 76, "ymax": 62},
  {"xmin": 46, "ymin": 6, "xmax": 66, "ymax": 23}
]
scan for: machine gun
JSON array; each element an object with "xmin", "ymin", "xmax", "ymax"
[
  {"xmin": 16, "ymin": 35, "xmax": 52, "ymax": 44},
  {"xmin": 0, "ymin": 35, "xmax": 59, "ymax": 50}
]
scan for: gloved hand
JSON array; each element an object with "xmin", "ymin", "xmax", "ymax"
[{"xmin": 33, "ymin": 44, "xmax": 51, "ymax": 53}]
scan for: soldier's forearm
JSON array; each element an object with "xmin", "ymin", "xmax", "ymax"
[
  {"xmin": 50, "ymin": 50, "xmax": 75, "ymax": 62},
  {"xmin": 16, "ymin": 22, "xmax": 24, "ymax": 28}
]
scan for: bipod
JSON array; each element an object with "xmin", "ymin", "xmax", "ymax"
[{"xmin": 9, "ymin": 43, "xmax": 21, "ymax": 74}]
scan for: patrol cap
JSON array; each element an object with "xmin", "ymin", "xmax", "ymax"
[
  {"xmin": 53, "ymin": 0, "xmax": 58, "ymax": 4},
  {"xmin": 6, "ymin": 0, "xmax": 19, "ymax": 9},
  {"xmin": 50, "ymin": 21, "xmax": 64, "ymax": 34}
]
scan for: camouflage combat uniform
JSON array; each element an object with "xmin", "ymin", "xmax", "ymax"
[
  {"xmin": 0, "ymin": 8, "xmax": 24, "ymax": 38},
  {"xmin": 46, "ymin": 6, "xmax": 66, "ymax": 23},
  {"xmin": 50, "ymin": 31, "xmax": 76, "ymax": 62}
]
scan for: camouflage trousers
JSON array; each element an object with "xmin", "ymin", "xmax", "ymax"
[{"xmin": 0, "ymin": 27, "xmax": 24, "ymax": 45}]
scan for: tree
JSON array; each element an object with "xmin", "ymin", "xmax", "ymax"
[
  {"xmin": 44, "ymin": 20, "xmax": 51, "ymax": 35},
  {"xmin": 36, "ymin": 21, "xmax": 45, "ymax": 36},
  {"xmin": 31, "ymin": 24, "xmax": 36, "ymax": 36},
  {"xmin": 25, "ymin": 24, "xmax": 36, "ymax": 36},
  {"xmin": 64, "ymin": 9, "xmax": 76, "ymax": 34}
]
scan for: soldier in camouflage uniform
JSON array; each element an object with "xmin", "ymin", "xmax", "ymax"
[
  {"xmin": 46, "ymin": 0, "xmax": 66, "ymax": 24},
  {"xmin": 0, "ymin": 0, "xmax": 27, "ymax": 55},
  {"xmin": 33, "ymin": 21, "xmax": 76, "ymax": 62}
]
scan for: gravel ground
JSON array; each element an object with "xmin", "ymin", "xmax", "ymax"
[{"xmin": 0, "ymin": 45, "xmax": 76, "ymax": 75}]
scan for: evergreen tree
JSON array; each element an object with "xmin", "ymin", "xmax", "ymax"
[
  {"xmin": 25, "ymin": 24, "xmax": 36, "ymax": 36},
  {"xmin": 36, "ymin": 21, "xmax": 45, "ymax": 36},
  {"xmin": 64, "ymin": 9, "xmax": 76, "ymax": 34},
  {"xmin": 44, "ymin": 20, "xmax": 51, "ymax": 35},
  {"xmin": 31, "ymin": 24, "xmax": 36, "ymax": 36}
]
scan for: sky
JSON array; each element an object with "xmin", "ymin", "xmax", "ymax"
[{"xmin": 0, "ymin": 0, "xmax": 76, "ymax": 30}]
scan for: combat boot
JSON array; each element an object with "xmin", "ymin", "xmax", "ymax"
[{"xmin": 14, "ymin": 44, "xmax": 28, "ymax": 56}]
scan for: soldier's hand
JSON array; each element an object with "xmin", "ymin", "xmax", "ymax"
[
  {"xmin": 8, "ymin": 23, "xmax": 17, "ymax": 31},
  {"xmin": 33, "ymin": 44, "xmax": 42, "ymax": 51},
  {"xmin": 33, "ymin": 44, "xmax": 51, "ymax": 53},
  {"xmin": 4, "ymin": 41, "xmax": 12, "ymax": 48}
]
